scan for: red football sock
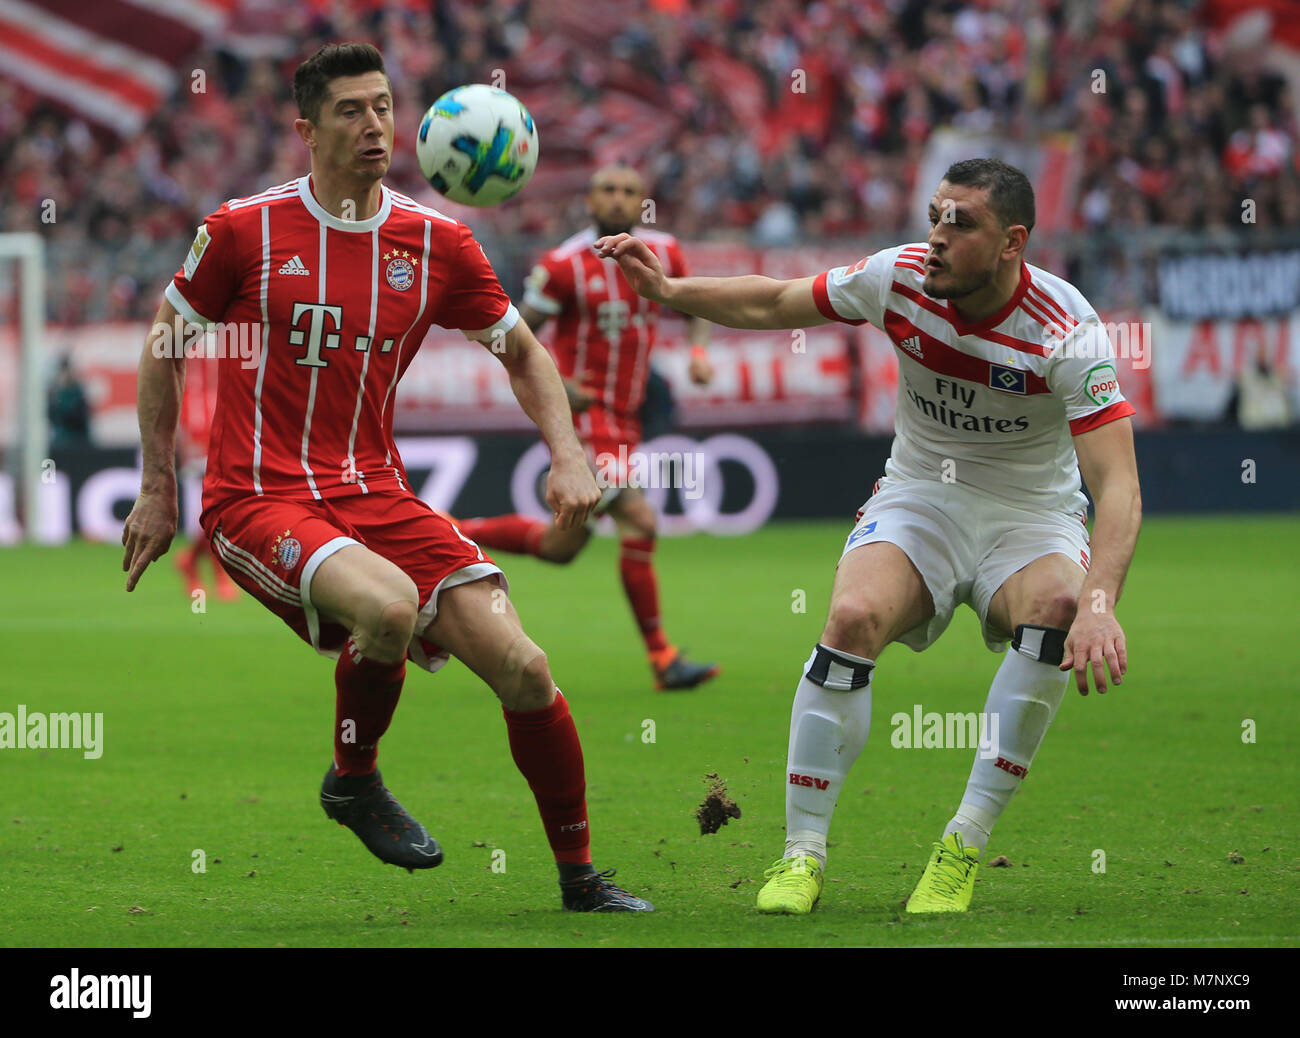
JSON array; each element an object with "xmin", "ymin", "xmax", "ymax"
[
  {"xmin": 333, "ymin": 637, "xmax": 405, "ymax": 776},
  {"xmin": 620, "ymin": 537, "xmax": 669, "ymax": 654},
  {"xmin": 456, "ymin": 515, "xmax": 546, "ymax": 557},
  {"xmin": 502, "ymin": 691, "xmax": 592, "ymax": 865}
]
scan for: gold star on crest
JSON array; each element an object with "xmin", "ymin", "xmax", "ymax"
[{"xmin": 269, "ymin": 528, "xmax": 292, "ymax": 565}]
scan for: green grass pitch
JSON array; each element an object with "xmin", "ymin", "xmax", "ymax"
[{"xmin": 0, "ymin": 517, "xmax": 1296, "ymax": 948}]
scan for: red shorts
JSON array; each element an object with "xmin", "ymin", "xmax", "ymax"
[
  {"xmin": 577, "ymin": 405, "xmax": 640, "ymax": 463},
  {"xmin": 203, "ymin": 491, "xmax": 505, "ymax": 673},
  {"xmin": 577, "ymin": 405, "xmax": 640, "ymax": 511}
]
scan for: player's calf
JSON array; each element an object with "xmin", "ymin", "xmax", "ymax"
[
  {"xmin": 537, "ymin": 524, "xmax": 590, "ymax": 564},
  {"xmin": 922, "ymin": 621, "xmax": 1070, "ymax": 911}
]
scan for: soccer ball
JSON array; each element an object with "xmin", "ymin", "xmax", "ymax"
[{"xmin": 416, "ymin": 84, "xmax": 539, "ymax": 207}]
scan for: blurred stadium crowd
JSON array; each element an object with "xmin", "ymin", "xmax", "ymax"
[{"xmin": 1, "ymin": 0, "xmax": 1297, "ymax": 322}]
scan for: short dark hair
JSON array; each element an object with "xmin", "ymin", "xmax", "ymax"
[
  {"xmin": 942, "ymin": 158, "xmax": 1036, "ymax": 233},
  {"xmin": 294, "ymin": 43, "xmax": 389, "ymax": 123}
]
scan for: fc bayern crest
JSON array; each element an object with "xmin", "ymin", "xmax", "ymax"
[
  {"xmin": 277, "ymin": 537, "xmax": 302, "ymax": 569},
  {"xmin": 386, "ymin": 256, "xmax": 415, "ymax": 291}
]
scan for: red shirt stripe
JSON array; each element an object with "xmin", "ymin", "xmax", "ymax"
[
  {"xmin": 814, "ymin": 270, "xmax": 867, "ymax": 325},
  {"xmin": 891, "ymin": 280, "xmax": 1050, "ymax": 356},
  {"xmin": 1068, "ymin": 400, "xmax": 1136, "ymax": 435},
  {"xmin": 884, "ymin": 311, "xmax": 1051, "ymax": 393}
]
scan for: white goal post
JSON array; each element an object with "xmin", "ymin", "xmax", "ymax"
[{"xmin": 1, "ymin": 233, "xmax": 48, "ymax": 543}]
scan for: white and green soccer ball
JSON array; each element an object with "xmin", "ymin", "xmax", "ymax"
[{"xmin": 416, "ymin": 84, "xmax": 539, "ymax": 206}]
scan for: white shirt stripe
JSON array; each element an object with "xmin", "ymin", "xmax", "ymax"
[
  {"xmin": 344, "ymin": 229, "xmax": 379, "ymax": 495},
  {"xmin": 381, "ymin": 218, "xmax": 432, "ymax": 492},
  {"xmin": 572, "ymin": 251, "xmax": 589, "ymax": 394},
  {"xmin": 229, "ymin": 180, "xmax": 300, "ymax": 211},
  {"xmin": 251, "ymin": 205, "xmax": 271, "ymax": 495},
  {"xmin": 298, "ymin": 223, "xmax": 327, "ymax": 499},
  {"xmin": 213, "ymin": 534, "xmax": 299, "ymax": 606},
  {"xmin": 601, "ymin": 256, "xmax": 621, "ymax": 410}
]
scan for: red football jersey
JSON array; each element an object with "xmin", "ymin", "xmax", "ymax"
[
  {"xmin": 167, "ymin": 176, "xmax": 516, "ymax": 516},
  {"xmin": 521, "ymin": 226, "xmax": 688, "ymax": 420}
]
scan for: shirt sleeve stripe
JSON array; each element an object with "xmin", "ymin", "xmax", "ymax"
[
  {"xmin": 164, "ymin": 281, "xmax": 216, "ymax": 327},
  {"xmin": 813, "ymin": 270, "xmax": 867, "ymax": 326},
  {"xmin": 462, "ymin": 302, "xmax": 520, "ymax": 342},
  {"xmin": 1069, "ymin": 400, "xmax": 1136, "ymax": 435},
  {"xmin": 521, "ymin": 289, "xmax": 562, "ymax": 315}
]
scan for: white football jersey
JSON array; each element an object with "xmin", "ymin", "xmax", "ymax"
[{"xmin": 814, "ymin": 243, "xmax": 1135, "ymax": 513}]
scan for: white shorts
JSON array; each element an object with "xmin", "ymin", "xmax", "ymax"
[{"xmin": 840, "ymin": 477, "xmax": 1091, "ymax": 653}]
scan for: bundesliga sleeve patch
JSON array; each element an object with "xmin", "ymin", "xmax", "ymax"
[
  {"xmin": 1084, "ymin": 362, "xmax": 1120, "ymax": 405},
  {"xmin": 182, "ymin": 223, "xmax": 211, "ymax": 281}
]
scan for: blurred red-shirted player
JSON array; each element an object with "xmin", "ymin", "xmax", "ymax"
[
  {"xmin": 454, "ymin": 165, "xmax": 720, "ymax": 691},
  {"xmin": 120, "ymin": 43, "xmax": 653, "ymax": 912},
  {"xmin": 172, "ymin": 353, "xmax": 240, "ymax": 600}
]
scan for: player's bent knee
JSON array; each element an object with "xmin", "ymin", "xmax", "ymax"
[
  {"xmin": 626, "ymin": 510, "xmax": 656, "ymax": 540},
  {"xmin": 514, "ymin": 652, "xmax": 556, "ymax": 711},
  {"xmin": 355, "ymin": 598, "xmax": 419, "ymax": 664},
  {"xmin": 1020, "ymin": 592, "xmax": 1077, "ymax": 632},
  {"xmin": 493, "ymin": 634, "xmax": 554, "ymax": 711},
  {"xmin": 822, "ymin": 598, "xmax": 888, "ymax": 659}
]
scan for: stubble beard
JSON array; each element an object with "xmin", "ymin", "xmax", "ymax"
[
  {"xmin": 595, "ymin": 217, "xmax": 634, "ymax": 238},
  {"xmin": 923, "ymin": 262, "xmax": 995, "ymax": 300}
]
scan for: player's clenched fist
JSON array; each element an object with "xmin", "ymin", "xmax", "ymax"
[
  {"xmin": 545, "ymin": 453, "xmax": 601, "ymax": 530},
  {"xmin": 593, "ymin": 234, "xmax": 668, "ymax": 302},
  {"xmin": 121, "ymin": 491, "xmax": 178, "ymax": 591}
]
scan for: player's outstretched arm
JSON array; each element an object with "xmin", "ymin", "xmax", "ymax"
[
  {"xmin": 488, "ymin": 320, "xmax": 600, "ymax": 529},
  {"xmin": 1066, "ymin": 417, "xmax": 1143, "ymax": 694},
  {"xmin": 594, "ymin": 233, "xmax": 829, "ymax": 330},
  {"xmin": 122, "ymin": 297, "xmax": 187, "ymax": 591}
]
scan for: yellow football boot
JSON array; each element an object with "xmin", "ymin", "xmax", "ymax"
[
  {"xmin": 756, "ymin": 855, "xmax": 824, "ymax": 914},
  {"xmin": 905, "ymin": 832, "xmax": 981, "ymax": 913}
]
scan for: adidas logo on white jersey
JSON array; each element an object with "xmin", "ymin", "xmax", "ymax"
[
  {"xmin": 899, "ymin": 335, "xmax": 923, "ymax": 358},
  {"xmin": 278, "ymin": 255, "xmax": 311, "ymax": 276}
]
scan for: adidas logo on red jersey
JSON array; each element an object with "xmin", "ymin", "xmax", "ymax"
[
  {"xmin": 278, "ymin": 255, "xmax": 311, "ymax": 276},
  {"xmin": 899, "ymin": 335, "xmax": 923, "ymax": 358}
]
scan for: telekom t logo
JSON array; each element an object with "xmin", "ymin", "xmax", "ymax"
[
  {"xmin": 289, "ymin": 302, "xmax": 342, "ymax": 367},
  {"xmin": 289, "ymin": 303, "xmax": 395, "ymax": 366}
]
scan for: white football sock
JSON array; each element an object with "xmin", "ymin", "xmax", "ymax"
[
  {"xmin": 944, "ymin": 643, "xmax": 1068, "ymax": 855},
  {"xmin": 784, "ymin": 644, "xmax": 875, "ymax": 868}
]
